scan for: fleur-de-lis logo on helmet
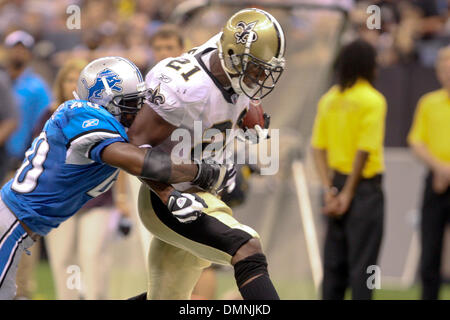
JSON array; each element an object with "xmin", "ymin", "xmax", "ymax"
[
  {"xmin": 234, "ymin": 21, "xmax": 258, "ymax": 44},
  {"xmin": 147, "ymin": 84, "xmax": 165, "ymax": 105}
]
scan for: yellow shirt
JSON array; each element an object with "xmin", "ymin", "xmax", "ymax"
[
  {"xmin": 311, "ymin": 79, "xmax": 387, "ymax": 178},
  {"xmin": 408, "ymin": 89, "xmax": 450, "ymax": 163}
]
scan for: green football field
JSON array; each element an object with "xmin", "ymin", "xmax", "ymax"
[{"xmin": 32, "ymin": 261, "xmax": 450, "ymax": 300}]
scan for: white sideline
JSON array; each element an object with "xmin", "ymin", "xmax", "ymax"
[{"xmin": 292, "ymin": 160, "xmax": 323, "ymax": 294}]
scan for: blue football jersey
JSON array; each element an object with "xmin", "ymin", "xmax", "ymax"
[{"xmin": 1, "ymin": 100, "xmax": 128, "ymax": 235}]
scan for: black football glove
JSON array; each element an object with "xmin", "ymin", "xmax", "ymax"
[
  {"xmin": 167, "ymin": 190, "xmax": 208, "ymax": 223},
  {"xmin": 192, "ymin": 159, "xmax": 237, "ymax": 195}
]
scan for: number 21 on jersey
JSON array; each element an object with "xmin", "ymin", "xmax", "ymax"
[{"xmin": 166, "ymin": 58, "xmax": 200, "ymax": 81}]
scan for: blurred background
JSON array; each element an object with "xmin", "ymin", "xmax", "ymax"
[{"xmin": 0, "ymin": 0, "xmax": 449, "ymax": 299}]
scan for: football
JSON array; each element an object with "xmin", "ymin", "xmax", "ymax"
[{"xmin": 240, "ymin": 100, "xmax": 266, "ymax": 129}]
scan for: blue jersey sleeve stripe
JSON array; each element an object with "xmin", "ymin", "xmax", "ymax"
[
  {"xmin": 66, "ymin": 130, "xmax": 122, "ymax": 165},
  {"xmin": 89, "ymin": 137, "xmax": 126, "ymax": 163},
  {"xmin": 65, "ymin": 129, "xmax": 121, "ymax": 149}
]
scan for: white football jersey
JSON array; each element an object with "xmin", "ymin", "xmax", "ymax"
[
  {"xmin": 145, "ymin": 34, "xmax": 251, "ymax": 157},
  {"xmin": 144, "ymin": 34, "xmax": 250, "ymax": 190}
]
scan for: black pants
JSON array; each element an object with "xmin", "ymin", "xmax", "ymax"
[
  {"xmin": 420, "ymin": 172, "xmax": 450, "ymax": 300},
  {"xmin": 322, "ymin": 172, "xmax": 384, "ymax": 300}
]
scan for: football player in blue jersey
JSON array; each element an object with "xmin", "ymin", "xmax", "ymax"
[{"xmin": 0, "ymin": 56, "xmax": 235, "ymax": 299}]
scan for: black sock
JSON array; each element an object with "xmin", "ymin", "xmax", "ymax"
[{"xmin": 238, "ymin": 274, "xmax": 280, "ymax": 300}]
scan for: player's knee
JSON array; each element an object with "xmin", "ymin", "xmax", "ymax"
[
  {"xmin": 231, "ymin": 238, "xmax": 263, "ymax": 265},
  {"xmin": 231, "ymin": 240, "xmax": 269, "ymax": 288}
]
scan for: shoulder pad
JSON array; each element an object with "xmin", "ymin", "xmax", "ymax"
[
  {"xmin": 62, "ymin": 100, "xmax": 126, "ymax": 140},
  {"xmin": 146, "ymin": 56, "xmax": 209, "ymax": 104}
]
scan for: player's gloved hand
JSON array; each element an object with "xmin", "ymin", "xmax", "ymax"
[
  {"xmin": 117, "ymin": 216, "xmax": 133, "ymax": 237},
  {"xmin": 192, "ymin": 159, "xmax": 237, "ymax": 194},
  {"xmin": 238, "ymin": 113, "xmax": 271, "ymax": 144},
  {"xmin": 167, "ymin": 190, "xmax": 208, "ymax": 223}
]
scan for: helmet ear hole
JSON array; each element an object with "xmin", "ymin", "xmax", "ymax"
[{"xmin": 228, "ymin": 49, "xmax": 234, "ymax": 56}]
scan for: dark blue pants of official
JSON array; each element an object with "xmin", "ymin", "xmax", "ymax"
[
  {"xmin": 322, "ymin": 172, "xmax": 384, "ymax": 300},
  {"xmin": 420, "ymin": 172, "xmax": 450, "ymax": 300}
]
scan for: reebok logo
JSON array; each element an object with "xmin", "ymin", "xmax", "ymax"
[
  {"xmin": 82, "ymin": 118, "xmax": 99, "ymax": 128},
  {"xmin": 177, "ymin": 197, "xmax": 187, "ymax": 208}
]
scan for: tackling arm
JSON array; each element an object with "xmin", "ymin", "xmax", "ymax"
[
  {"xmin": 101, "ymin": 142, "xmax": 198, "ymax": 184},
  {"xmin": 112, "ymin": 104, "xmax": 234, "ymax": 202},
  {"xmin": 118, "ymin": 105, "xmax": 212, "ymax": 222},
  {"xmin": 102, "ymin": 141, "xmax": 230, "ymax": 194},
  {"xmin": 124, "ymin": 104, "xmax": 181, "ymax": 203}
]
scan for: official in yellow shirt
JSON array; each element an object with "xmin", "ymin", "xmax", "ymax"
[
  {"xmin": 312, "ymin": 78, "xmax": 386, "ymax": 178},
  {"xmin": 408, "ymin": 45, "xmax": 450, "ymax": 300},
  {"xmin": 311, "ymin": 39, "xmax": 386, "ymax": 300}
]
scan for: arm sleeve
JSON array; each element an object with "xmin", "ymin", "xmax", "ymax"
[
  {"xmin": 407, "ymin": 97, "xmax": 427, "ymax": 145},
  {"xmin": 357, "ymin": 98, "xmax": 387, "ymax": 152},
  {"xmin": 311, "ymin": 99, "xmax": 328, "ymax": 149},
  {"xmin": 63, "ymin": 106, "xmax": 127, "ymax": 164}
]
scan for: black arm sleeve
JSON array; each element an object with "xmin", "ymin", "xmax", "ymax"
[{"xmin": 141, "ymin": 148, "xmax": 172, "ymax": 182}]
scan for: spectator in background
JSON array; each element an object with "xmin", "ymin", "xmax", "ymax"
[
  {"xmin": 31, "ymin": 58, "xmax": 132, "ymax": 300},
  {"xmin": 122, "ymin": 13, "xmax": 152, "ymax": 72},
  {"xmin": 413, "ymin": 0, "xmax": 448, "ymax": 66},
  {"xmin": 148, "ymin": 24, "xmax": 185, "ymax": 69},
  {"xmin": 408, "ymin": 45, "xmax": 450, "ymax": 300},
  {"xmin": 2, "ymin": 29, "xmax": 52, "ymax": 300},
  {"xmin": 3, "ymin": 30, "xmax": 52, "ymax": 173},
  {"xmin": 311, "ymin": 39, "xmax": 386, "ymax": 300},
  {"xmin": 0, "ymin": 69, "xmax": 18, "ymax": 184}
]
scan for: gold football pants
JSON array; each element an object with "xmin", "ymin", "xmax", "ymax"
[{"xmin": 137, "ymin": 184, "xmax": 259, "ymax": 299}]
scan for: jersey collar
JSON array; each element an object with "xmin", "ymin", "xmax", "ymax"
[{"xmin": 194, "ymin": 47, "xmax": 236, "ymax": 104}]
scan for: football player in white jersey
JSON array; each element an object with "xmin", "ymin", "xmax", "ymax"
[{"xmin": 127, "ymin": 8, "xmax": 286, "ymax": 300}]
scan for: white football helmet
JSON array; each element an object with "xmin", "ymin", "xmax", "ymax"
[{"xmin": 76, "ymin": 56, "xmax": 146, "ymax": 127}]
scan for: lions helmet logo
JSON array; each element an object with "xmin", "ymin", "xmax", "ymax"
[
  {"xmin": 234, "ymin": 21, "xmax": 258, "ymax": 44},
  {"xmin": 82, "ymin": 68, "xmax": 123, "ymax": 100},
  {"xmin": 147, "ymin": 84, "xmax": 166, "ymax": 105}
]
